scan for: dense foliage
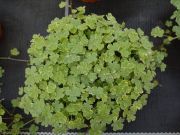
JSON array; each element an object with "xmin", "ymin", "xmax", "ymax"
[{"xmin": 17, "ymin": 6, "xmax": 167, "ymax": 134}]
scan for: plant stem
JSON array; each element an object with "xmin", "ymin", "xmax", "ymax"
[
  {"xmin": 23, "ymin": 119, "xmax": 34, "ymax": 127},
  {"xmin": 163, "ymin": 35, "xmax": 179, "ymax": 41},
  {"xmin": 65, "ymin": 0, "xmax": 69, "ymax": 16},
  {"xmin": 0, "ymin": 57, "xmax": 29, "ymax": 62},
  {"xmin": 172, "ymin": 36, "xmax": 179, "ymax": 40}
]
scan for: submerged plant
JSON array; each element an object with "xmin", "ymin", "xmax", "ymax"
[{"xmin": 17, "ymin": 5, "xmax": 167, "ymax": 134}]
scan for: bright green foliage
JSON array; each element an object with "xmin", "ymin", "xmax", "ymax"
[
  {"xmin": 169, "ymin": 0, "xmax": 180, "ymax": 38},
  {"xmin": 10, "ymin": 48, "xmax": 20, "ymax": 56},
  {"xmin": 29, "ymin": 124, "xmax": 39, "ymax": 135},
  {"xmin": 151, "ymin": 26, "xmax": 164, "ymax": 38},
  {"xmin": 59, "ymin": 1, "xmax": 66, "ymax": 8},
  {"xmin": 18, "ymin": 6, "xmax": 166, "ymax": 134},
  {"xmin": 165, "ymin": 20, "xmax": 173, "ymax": 27},
  {"xmin": 171, "ymin": 0, "xmax": 180, "ymax": 10}
]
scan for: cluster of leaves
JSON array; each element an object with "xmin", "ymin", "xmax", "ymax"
[
  {"xmin": 0, "ymin": 102, "xmax": 38, "ymax": 135},
  {"xmin": 170, "ymin": 0, "xmax": 180, "ymax": 39},
  {"xmin": 10, "ymin": 48, "xmax": 20, "ymax": 56},
  {"xmin": 0, "ymin": 49, "xmax": 38, "ymax": 135},
  {"xmin": 17, "ymin": 5, "xmax": 166, "ymax": 135},
  {"xmin": 151, "ymin": 0, "xmax": 180, "ymax": 44}
]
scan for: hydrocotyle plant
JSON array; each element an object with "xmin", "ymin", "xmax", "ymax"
[{"xmin": 17, "ymin": 5, "xmax": 167, "ymax": 134}]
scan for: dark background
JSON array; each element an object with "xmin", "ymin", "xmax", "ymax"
[{"xmin": 0, "ymin": 0, "xmax": 180, "ymax": 133}]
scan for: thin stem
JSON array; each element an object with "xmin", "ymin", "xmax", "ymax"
[
  {"xmin": 23, "ymin": 119, "xmax": 35, "ymax": 127},
  {"xmin": 0, "ymin": 57, "xmax": 29, "ymax": 62},
  {"xmin": 163, "ymin": 35, "xmax": 179, "ymax": 41},
  {"xmin": 172, "ymin": 36, "xmax": 179, "ymax": 40},
  {"xmin": 65, "ymin": 0, "xmax": 69, "ymax": 16}
]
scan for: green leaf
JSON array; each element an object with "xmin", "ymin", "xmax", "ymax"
[
  {"xmin": 55, "ymin": 88, "xmax": 65, "ymax": 100},
  {"xmin": 10, "ymin": 48, "xmax": 20, "ymax": 56},
  {"xmin": 173, "ymin": 25, "xmax": 180, "ymax": 37},
  {"xmin": 171, "ymin": 0, "xmax": 180, "ymax": 9},
  {"xmin": 82, "ymin": 103, "xmax": 93, "ymax": 119},
  {"xmin": 112, "ymin": 118, "xmax": 124, "ymax": 131},
  {"xmin": 165, "ymin": 20, "xmax": 173, "ymax": 27},
  {"xmin": 11, "ymin": 121, "xmax": 24, "ymax": 135},
  {"xmin": 54, "ymin": 112, "xmax": 67, "ymax": 124},
  {"xmin": 46, "ymin": 81, "xmax": 56, "ymax": 94},
  {"xmin": 11, "ymin": 98, "xmax": 20, "ymax": 107},
  {"xmin": 13, "ymin": 114, "xmax": 22, "ymax": 123},
  {"xmin": 29, "ymin": 124, "xmax": 39, "ymax": 135},
  {"xmin": 88, "ymin": 34, "xmax": 104, "ymax": 51},
  {"xmin": 87, "ymin": 73, "xmax": 97, "ymax": 82},
  {"xmin": 127, "ymin": 29, "xmax": 139, "ymax": 42},
  {"xmin": 151, "ymin": 26, "xmax": 164, "ymax": 38},
  {"xmin": 0, "ymin": 122, "xmax": 7, "ymax": 132},
  {"xmin": 61, "ymin": 54, "xmax": 81, "ymax": 64},
  {"xmin": 85, "ymin": 52, "xmax": 97, "ymax": 63},
  {"xmin": 160, "ymin": 63, "xmax": 166, "ymax": 72},
  {"xmin": 137, "ymin": 28, "xmax": 144, "ymax": 36},
  {"xmin": 66, "ymin": 103, "xmax": 82, "ymax": 115},
  {"xmin": 0, "ymin": 108, "xmax": 5, "ymax": 115},
  {"xmin": 65, "ymin": 87, "xmax": 82, "ymax": 102},
  {"xmin": 59, "ymin": 1, "xmax": 66, "ymax": 8}
]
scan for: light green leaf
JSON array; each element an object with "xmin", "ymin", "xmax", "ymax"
[
  {"xmin": 171, "ymin": 0, "xmax": 180, "ymax": 9},
  {"xmin": 112, "ymin": 118, "xmax": 124, "ymax": 131},
  {"xmin": 29, "ymin": 124, "xmax": 39, "ymax": 135},
  {"xmin": 151, "ymin": 26, "xmax": 164, "ymax": 38},
  {"xmin": 173, "ymin": 25, "xmax": 180, "ymax": 37},
  {"xmin": 10, "ymin": 48, "xmax": 20, "ymax": 56},
  {"xmin": 59, "ymin": 1, "xmax": 66, "ymax": 8}
]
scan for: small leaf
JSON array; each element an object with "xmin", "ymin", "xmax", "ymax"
[
  {"xmin": 29, "ymin": 124, "xmax": 39, "ymax": 135},
  {"xmin": 10, "ymin": 48, "xmax": 20, "ymax": 56},
  {"xmin": 0, "ymin": 108, "xmax": 5, "ymax": 115},
  {"xmin": 173, "ymin": 25, "xmax": 180, "ymax": 37},
  {"xmin": 13, "ymin": 114, "xmax": 22, "ymax": 123},
  {"xmin": 165, "ymin": 20, "xmax": 173, "ymax": 27},
  {"xmin": 151, "ymin": 26, "xmax": 164, "ymax": 38},
  {"xmin": 59, "ymin": 1, "xmax": 66, "ymax": 8},
  {"xmin": 112, "ymin": 118, "xmax": 124, "ymax": 131}
]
